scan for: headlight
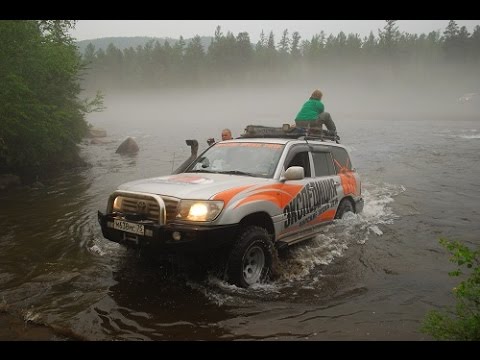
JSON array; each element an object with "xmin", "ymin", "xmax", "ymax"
[
  {"xmin": 113, "ymin": 196, "xmax": 123, "ymax": 211},
  {"xmin": 176, "ymin": 200, "xmax": 224, "ymax": 222}
]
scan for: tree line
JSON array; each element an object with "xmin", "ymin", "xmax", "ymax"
[
  {"xmin": 80, "ymin": 20, "xmax": 480, "ymax": 90},
  {"xmin": 1, "ymin": 20, "xmax": 479, "ymax": 176}
]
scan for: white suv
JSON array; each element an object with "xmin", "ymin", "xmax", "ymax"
[{"xmin": 98, "ymin": 125, "xmax": 364, "ymax": 287}]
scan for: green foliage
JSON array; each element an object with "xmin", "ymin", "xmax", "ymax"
[
  {"xmin": 0, "ymin": 20, "xmax": 103, "ymax": 174},
  {"xmin": 421, "ymin": 238, "xmax": 480, "ymax": 340}
]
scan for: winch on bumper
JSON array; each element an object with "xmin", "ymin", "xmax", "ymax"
[{"xmin": 97, "ymin": 190, "xmax": 237, "ymax": 252}]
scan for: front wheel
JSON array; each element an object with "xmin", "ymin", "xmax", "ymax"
[{"xmin": 226, "ymin": 226, "xmax": 274, "ymax": 288}]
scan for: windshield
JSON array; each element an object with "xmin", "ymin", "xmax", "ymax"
[{"xmin": 185, "ymin": 142, "xmax": 284, "ymax": 178}]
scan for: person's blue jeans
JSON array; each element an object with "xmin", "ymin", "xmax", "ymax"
[{"xmin": 295, "ymin": 112, "xmax": 336, "ymax": 132}]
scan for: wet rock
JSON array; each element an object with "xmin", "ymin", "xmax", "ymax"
[
  {"xmin": 116, "ymin": 137, "xmax": 139, "ymax": 155},
  {"xmin": 87, "ymin": 127, "xmax": 107, "ymax": 138},
  {"xmin": 90, "ymin": 138, "xmax": 111, "ymax": 145}
]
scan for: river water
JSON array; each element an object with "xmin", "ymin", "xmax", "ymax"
[{"xmin": 1, "ymin": 85, "xmax": 479, "ymax": 340}]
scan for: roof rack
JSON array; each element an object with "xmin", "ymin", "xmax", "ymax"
[{"xmin": 240, "ymin": 124, "xmax": 340, "ymax": 143}]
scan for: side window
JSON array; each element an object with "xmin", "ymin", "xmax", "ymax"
[
  {"xmin": 330, "ymin": 147, "xmax": 352, "ymax": 173},
  {"xmin": 312, "ymin": 152, "xmax": 335, "ymax": 177},
  {"xmin": 286, "ymin": 151, "xmax": 311, "ymax": 177}
]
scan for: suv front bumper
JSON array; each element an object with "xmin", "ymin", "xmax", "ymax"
[{"xmin": 98, "ymin": 211, "xmax": 239, "ymax": 253}]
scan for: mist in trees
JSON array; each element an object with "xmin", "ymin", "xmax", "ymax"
[
  {"xmin": 2, "ymin": 20, "xmax": 479, "ymax": 177},
  {"xmin": 79, "ymin": 20, "xmax": 480, "ymax": 101}
]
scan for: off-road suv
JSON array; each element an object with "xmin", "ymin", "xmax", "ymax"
[{"xmin": 98, "ymin": 125, "xmax": 364, "ymax": 287}]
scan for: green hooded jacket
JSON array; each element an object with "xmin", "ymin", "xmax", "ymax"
[{"xmin": 295, "ymin": 98, "xmax": 325, "ymax": 121}]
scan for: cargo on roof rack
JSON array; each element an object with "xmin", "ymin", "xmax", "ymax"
[{"xmin": 240, "ymin": 124, "xmax": 340, "ymax": 143}]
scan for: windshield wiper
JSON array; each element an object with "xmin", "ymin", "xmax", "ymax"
[
  {"xmin": 217, "ymin": 170, "xmax": 258, "ymax": 177},
  {"xmin": 187, "ymin": 169, "xmax": 214, "ymax": 173}
]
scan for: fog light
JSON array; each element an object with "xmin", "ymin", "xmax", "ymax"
[{"xmin": 172, "ymin": 231, "xmax": 182, "ymax": 241}]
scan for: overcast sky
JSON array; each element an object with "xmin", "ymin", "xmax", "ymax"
[{"xmin": 71, "ymin": 20, "xmax": 480, "ymax": 42}]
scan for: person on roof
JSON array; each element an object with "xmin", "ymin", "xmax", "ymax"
[{"xmin": 294, "ymin": 89, "xmax": 337, "ymax": 135}]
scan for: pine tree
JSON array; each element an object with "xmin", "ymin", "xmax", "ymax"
[
  {"xmin": 290, "ymin": 31, "xmax": 301, "ymax": 58},
  {"xmin": 443, "ymin": 20, "xmax": 460, "ymax": 61}
]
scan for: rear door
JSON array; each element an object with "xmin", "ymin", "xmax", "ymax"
[{"xmin": 309, "ymin": 146, "xmax": 340, "ymax": 228}]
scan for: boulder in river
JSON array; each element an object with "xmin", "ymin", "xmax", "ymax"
[{"xmin": 116, "ymin": 137, "xmax": 139, "ymax": 155}]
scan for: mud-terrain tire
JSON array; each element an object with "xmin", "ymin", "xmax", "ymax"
[
  {"xmin": 335, "ymin": 199, "xmax": 354, "ymax": 219},
  {"xmin": 226, "ymin": 226, "xmax": 274, "ymax": 288}
]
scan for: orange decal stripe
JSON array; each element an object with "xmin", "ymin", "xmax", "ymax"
[
  {"xmin": 213, "ymin": 183, "xmax": 304, "ymax": 209},
  {"xmin": 339, "ymin": 173, "xmax": 357, "ymax": 196},
  {"xmin": 237, "ymin": 183, "xmax": 303, "ymax": 209},
  {"xmin": 212, "ymin": 185, "xmax": 253, "ymax": 207},
  {"xmin": 234, "ymin": 193, "xmax": 281, "ymax": 209},
  {"xmin": 334, "ymin": 158, "xmax": 357, "ymax": 196},
  {"xmin": 255, "ymin": 183, "xmax": 303, "ymax": 199},
  {"xmin": 309, "ymin": 209, "xmax": 336, "ymax": 225}
]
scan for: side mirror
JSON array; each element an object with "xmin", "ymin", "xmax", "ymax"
[{"xmin": 283, "ymin": 166, "xmax": 304, "ymax": 181}]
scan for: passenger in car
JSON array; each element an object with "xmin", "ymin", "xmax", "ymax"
[
  {"xmin": 221, "ymin": 128, "xmax": 233, "ymax": 141},
  {"xmin": 207, "ymin": 128, "xmax": 233, "ymax": 146}
]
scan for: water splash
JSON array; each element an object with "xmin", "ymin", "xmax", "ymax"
[{"xmin": 189, "ymin": 180, "xmax": 405, "ymax": 304}]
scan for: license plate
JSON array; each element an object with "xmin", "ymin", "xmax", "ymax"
[{"xmin": 113, "ymin": 219, "xmax": 144, "ymax": 236}]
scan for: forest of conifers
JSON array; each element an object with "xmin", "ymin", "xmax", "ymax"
[
  {"xmin": 80, "ymin": 21, "xmax": 480, "ymax": 91},
  {"xmin": 1, "ymin": 20, "xmax": 480, "ymax": 176}
]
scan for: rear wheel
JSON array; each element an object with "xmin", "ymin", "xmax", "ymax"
[
  {"xmin": 335, "ymin": 199, "xmax": 354, "ymax": 219},
  {"xmin": 226, "ymin": 226, "xmax": 274, "ymax": 288}
]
